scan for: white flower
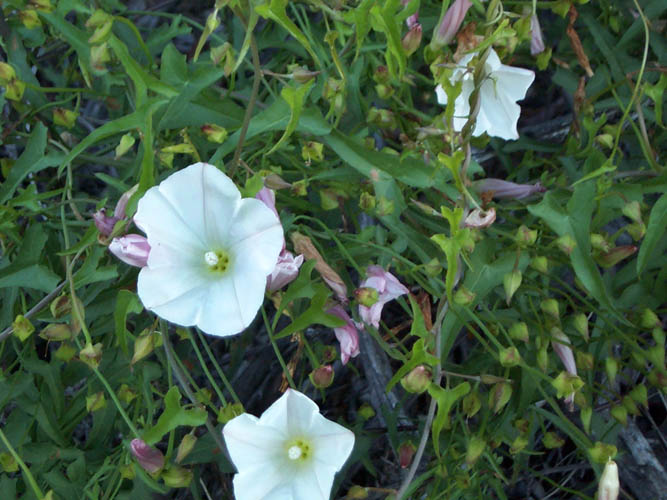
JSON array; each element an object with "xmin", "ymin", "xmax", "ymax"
[
  {"xmin": 223, "ymin": 389, "xmax": 355, "ymax": 500},
  {"xmin": 133, "ymin": 162, "xmax": 283, "ymax": 337},
  {"xmin": 435, "ymin": 49, "xmax": 535, "ymax": 140}
]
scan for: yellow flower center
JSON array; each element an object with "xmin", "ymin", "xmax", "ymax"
[
  {"xmin": 204, "ymin": 250, "xmax": 230, "ymax": 273},
  {"xmin": 286, "ymin": 438, "xmax": 311, "ymax": 462}
]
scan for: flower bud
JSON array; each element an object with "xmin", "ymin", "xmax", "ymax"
[
  {"xmin": 551, "ymin": 371, "xmax": 584, "ymax": 400},
  {"xmin": 19, "ymin": 10, "xmax": 41, "ymax": 29},
  {"xmin": 509, "ymin": 322, "xmax": 529, "ymax": 343},
  {"xmin": 640, "ymin": 308, "xmax": 660, "ymax": 329},
  {"xmin": 5, "ymin": 79, "xmax": 25, "ymax": 101},
  {"xmin": 398, "ymin": 441, "xmax": 416, "ymax": 468},
  {"xmin": 90, "ymin": 43, "xmax": 111, "ymax": 73},
  {"xmin": 543, "ymin": 432, "xmax": 565, "ymax": 449},
  {"xmin": 309, "ymin": 365, "xmax": 334, "ymax": 389},
  {"xmin": 622, "ymin": 201, "xmax": 642, "ymax": 223},
  {"xmin": 359, "ymin": 192, "xmax": 376, "ymax": 213},
  {"xmin": 175, "ymin": 432, "xmax": 197, "ymax": 463},
  {"xmin": 555, "ymin": 234, "xmax": 576, "ymax": 255},
  {"xmin": 402, "ymin": 24, "xmax": 422, "ymax": 56},
  {"xmin": 301, "ymin": 141, "xmax": 324, "ymax": 163},
  {"xmin": 605, "ymin": 357, "xmax": 618, "ymax": 384},
  {"xmin": 131, "ymin": 329, "xmax": 162, "ymax": 365},
  {"xmin": 200, "ymin": 124, "xmax": 228, "ymax": 144},
  {"xmin": 86, "ymin": 392, "xmax": 107, "ymax": 412},
  {"xmin": 581, "ymin": 406, "xmax": 592, "ymax": 434},
  {"xmin": 596, "ymin": 460, "xmax": 619, "ymax": 500},
  {"xmin": 462, "ymin": 391, "xmax": 481, "ymax": 418},
  {"xmin": 373, "ymin": 65, "xmax": 390, "ymax": 84},
  {"xmin": 39, "ymin": 323, "xmax": 74, "ymax": 342},
  {"xmin": 355, "ymin": 287, "xmax": 379, "ymax": 307},
  {"xmin": 540, "ymin": 299, "xmax": 559, "ymax": 321},
  {"xmin": 130, "ymin": 439, "xmax": 164, "ymax": 474},
  {"xmin": 626, "ymin": 222, "xmax": 645, "ymax": 241},
  {"xmin": 93, "ymin": 209, "xmax": 118, "ymax": 237},
  {"xmin": 453, "ymin": 286, "xmax": 476, "ymax": 306},
  {"xmin": 531, "ymin": 256, "xmax": 548, "ymax": 273},
  {"xmin": 267, "ymin": 251, "xmax": 304, "ymax": 292},
  {"xmin": 573, "ymin": 313, "xmax": 589, "ymax": 341},
  {"xmin": 596, "ymin": 245, "xmax": 637, "ymax": 268},
  {"xmin": 358, "ymin": 403, "xmax": 376, "ymax": 421},
  {"xmin": 465, "ymin": 435, "xmax": 485, "ymax": 465},
  {"xmin": 537, "ymin": 345, "xmax": 549, "ymax": 372},
  {"xmin": 79, "ymin": 342, "xmax": 103, "ymax": 369},
  {"xmin": 0, "ymin": 62, "xmax": 16, "ymax": 82},
  {"xmin": 54, "ymin": 343, "xmax": 77, "ymax": 362},
  {"xmin": 499, "ymin": 346, "xmax": 521, "ymax": 367},
  {"xmin": 510, "ymin": 435, "xmax": 529, "ymax": 455},
  {"xmin": 53, "ymin": 108, "xmax": 78, "ymax": 129},
  {"xmin": 473, "ymin": 178, "xmax": 546, "ymax": 200},
  {"xmin": 647, "ymin": 344, "xmax": 665, "ymax": 368},
  {"xmin": 515, "ymin": 225, "xmax": 537, "ymax": 246},
  {"xmin": 375, "ymin": 83, "xmax": 394, "ymax": 100},
  {"xmin": 489, "ymin": 382, "xmax": 512, "ymax": 413},
  {"xmin": 622, "ymin": 395, "xmax": 640, "ymax": 416},
  {"xmin": 433, "ymin": 0, "xmax": 472, "ymax": 48},
  {"xmin": 610, "ymin": 404, "xmax": 627, "ymax": 426},
  {"xmin": 118, "ymin": 384, "xmax": 137, "ymax": 404},
  {"xmin": 503, "ymin": 270, "xmax": 522, "ymax": 305},
  {"xmin": 12, "ymin": 315, "xmax": 34, "ymax": 342},
  {"xmin": 552, "ymin": 327, "xmax": 576, "ymax": 375},
  {"xmin": 401, "ymin": 365, "xmax": 432, "ymax": 393},
  {"xmin": 629, "ymin": 384, "xmax": 648, "ymax": 408},
  {"xmin": 530, "ymin": 13, "xmax": 545, "ymax": 55},
  {"xmin": 109, "ymin": 234, "xmax": 150, "ymax": 267}
]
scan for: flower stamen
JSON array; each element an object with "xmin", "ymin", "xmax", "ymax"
[
  {"xmin": 286, "ymin": 438, "xmax": 311, "ymax": 462},
  {"xmin": 204, "ymin": 250, "xmax": 230, "ymax": 273}
]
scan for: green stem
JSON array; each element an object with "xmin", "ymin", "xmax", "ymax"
[
  {"xmin": 187, "ymin": 330, "xmax": 227, "ymax": 406},
  {"xmin": 0, "ymin": 427, "xmax": 44, "ymax": 499},
  {"xmin": 262, "ymin": 306, "xmax": 296, "ymax": 389}
]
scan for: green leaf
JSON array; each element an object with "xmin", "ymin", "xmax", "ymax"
[
  {"xmin": 0, "ymin": 225, "xmax": 59, "ymax": 292},
  {"xmin": 57, "ymin": 224, "xmax": 98, "ymax": 256},
  {"xmin": 637, "ymin": 192, "xmax": 667, "ymax": 275},
  {"xmin": 386, "ymin": 338, "xmax": 439, "ymax": 391},
  {"xmin": 268, "ymin": 79, "xmax": 314, "ymax": 154},
  {"xmin": 528, "ymin": 182, "xmax": 624, "ymax": 321},
  {"xmin": 644, "ymin": 74, "xmax": 666, "ymax": 127},
  {"xmin": 0, "ymin": 122, "xmax": 47, "ymax": 204},
  {"xmin": 143, "ymin": 386, "xmax": 208, "ymax": 445},
  {"xmin": 274, "ymin": 284, "xmax": 345, "ymax": 339},
  {"xmin": 114, "ymin": 290, "xmax": 143, "ymax": 356},
  {"xmin": 274, "ymin": 259, "xmax": 318, "ymax": 323},
  {"xmin": 427, "ymin": 382, "xmax": 470, "ymax": 457},
  {"xmin": 255, "ymin": 0, "xmax": 320, "ymax": 65}
]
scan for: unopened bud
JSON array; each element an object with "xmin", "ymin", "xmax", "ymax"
[
  {"xmin": 375, "ymin": 83, "xmax": 394, "ymax": 100},
  {"xmin": 433, "ymin": 0, "xmax": 472, "ymax": 48},
  {"xmin": 424, "ymin": 258, "xmax": 442, "ymax": 277},
  {"xmin": 622, "ymin": 396, "xmax": 640, "ymax": 416},
  {"xmin": 647, "ymin": 344, "xmax": 665, "ymax": 367},
  {"xmin": 301, "ymin": 141, "xmax": 324, "ymax": 163},
  {"xmin": 629, "ymin": 384, "xmax": 648, "ymax": 408},
  {"xmin": 309, "ymin": 365, "xmax": 334, "ymax": 389},
  {"xmin": 90, "ymin": 43, "xmax": 110, "ymax": 73},
  {"xmin": 540, "ymin": 298, "xmax": 559, "ymax": 321},
  {"xmin": 359, "ymin": 192, "xmax": 376, "ymax": 212},
  {"xmin": 117, "ymin": 384, "xmax": 137, "ymax": 404},
  {"xmin": 596, "ymin": 245, "xmax": 637, "ymax": 268},
  {"xmin": 288, "ymin": 64, "xmax": 317, "ymax": 84},
  {"xmin": 622, "ymin": 201, "xmax": 642, "ymax": 223},
  {"xmin": 398, "ymin": 441, "xmax": 416, "ymax": 468},
  {"xmin": 86, "ymin": 392, "xmax": 107, "ymax": 412},
  {"xmin": 537, "ymin": 344, "xmax": 549, "ymax": 372},
  {"xmin": 19, "ymin": 10, "xmax": 41, "ymax": 29},
  {"xmin": 400, "ymin": 365, "xmax": 432, "ymax": 393},
  {"xmin": 358, "ymin": 403, "xmax": 376, "ymax": 421},
  {"xmin": 510, "ymin": 435, "xmax": 529, "ymax": 455},
  {"xmin": 0, "ymin": 62, "xmax": 16, "ymax": 82},
  {"xmin": 131, "ymin": 329, "xmax": 162, "ymax": 365},
  {"xmin": 509, "ymin": 322, "xmax": 529, "ymax": 343},
  {"xmin": 175, "ymin": 432, "xmax": 197, "ymax": 463},
  {"xmin": 465, "ymin": 435, "xmax": 485, "ymax": 465},
  {"xmin": 453, "ymin": 286, "xmax": 475, "ymax": 306},
  {"xmin": 610, "ymin": 404, "xmax": 627, "ymax": 426},
  {"xmin": 79, "ymin": 342, "xmax": 103, "ymax": 369},
  {"xmin": 591, "ymin": 233, "xmax": 611, "ymax": 253},
  {"xmin": 640, "ymin": 308, "xmax": 660, "ymax": 329},
  {"xmin": 503, "ymin": 270, "xmax": 522, "ymax": 305},
  {"xmin": 130, "ymin": 439, "xmax": 164, "ymax": 474},
  {"xmin": 605, "ymin": 357, "xmax": 618, "ymax": 384},
  {"xmin": 499, "ymin": 346, "xmax": 521, "ymax": 367},
  {"xmin": 573, "ymin": 313, "xmax": 589, "ymax": 341},
  {"xmin": 626, "ymin": 222, "xmax": 645, "ymax": 241},
  {"xmin": 12, "ymin": 315, "xmax": 34, "ymax": 342},
  {"xmin": 555, "ymin": 234, "xmax": 576, "ymax": 255},
  {"xmin": 402, "ymin": 24, "xmax": 422, "ymax": 56},
  {"xmin": 531, "ymin": 256, "xmax": 548, "ymax": 273},
  {"xmin": 489, "ymin": 382, "xmax": 512, "ymax": 413},
  {"xmin": 53, "ymin": 108, "xmax": 78, "ymax": 129},
  {"xmin": 543, "ymin": 432, "xmax": 565, "ymax": 449},
  {"xmin": 40, "ymin": 323, "xmax": 73, "ymax": 342},
  {"xmin": 372, "ymin": 65, "xmax": 390, "ymax": 84},
  {"xmin": 515, "ymin": 225, "xmax": 537, "ymax": 246},
  {"xmin": 462, "ymin": 391, "xmax": 481, "ymax": 418},
  {"xmin": 596, "ymin": 460, "xmax": 619, "ymax": 500},
  {"xmin": 200, "ymin": 124, "xmax": 228, "ymax": 144},
  {"xmin": 5, "ymin": 79, "xmax": 25, "ymax": 101}
]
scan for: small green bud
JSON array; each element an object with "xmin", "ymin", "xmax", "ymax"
[
  {"xmin": 359, "ymin": 192, "xmax": 376, "ymax": 213},
  {"xmin": 465, "ymin": 436, "xmax": 486, "ymax": 465},
  {"xmin": 40, "ymin": 323, "xmax": 73, "ymax": 342},
  {"xmin": 630, "ymin": 350, "xmax": 645, "ymax": 370},
  {"xmin": 131, "ymin": 329, "xmax": 162, "ymax": 365},
  {"xmin": 590, "ymin": 233, "xmax": 611, "ymax": 253},
  {"xmin": 503, "ymin": 270, "xmax": 522, "ymax": 305},
  {"xmin": 400, "ymin": 365, "xmax": 432, "ymax": 394},
  {"xmin": 622, "ymin": 201, "xmax": 642, "ymax": 223},
  {"xmin": 291, "ymin": 179, "xmax": 308, "ymax": 197},
  {"xmin": 86, "ymin": 392, "xmax": 107, "ymax": 412},
  {"xmin": 462, "ymin": 391, "xmax": 481, "ymax": 418},
  {"xmin": 595, "ymin": 133, "xmax": 614, "ymax": 149},
  {"xmin": 375, "ymin": 83, "xmax": 394, "ymax": 100},
  {"xmin": 499, "ymin": 346, "xmax": 521, "ymax": 367},
  {"xmin": 555, "ymin": 234, "xmax": 576, "ymax": 255},
  {"xmin": 301, "ymin": 141, "xmax": 324, "ymax": 163},
  {"xmin": 489, "ymin": 382, "xmax": 512, "ymax": 414},
  {"xmin": 640, "ymin": 308, "xmax": 660, "ymax": 329},
  {"xmin": 542, "ymin": 432, "xmax": 565, "ymax": 449},
  {"xmin": 79, "ymin": 342, "xmax": 103, "ymax": 369},
  {"xmin": 629, "ymin": 384, "xmax": 648, "ymax": 408},
  {"xmin": 581, "ymin": 406, "xmax": 592, "ymax": 435},
  {"xmin": 509, "ymin": 322, "xmax": 529, "ymax": 343},
  {"xmin": 424, "ymin": 258, "xmax": 442, "ymax": 277},
  {"xmin": 572, "ymin": 313, "xmax": 589, "ymax": 341},
  {"xmin": 0, "ymin": 62, "xmax": 16, "ymax": 82},
  {"xmin": 115, "ymin": 133, "xmax": 136, "ymax": 158},
  {"xmin": 453, "ymin": 286, "xmax": 476, "ymax": 306},
  {"xmin": 217, "ymin": 402, "xmax": 244, "ymax": 424},
  {"xmin": 19, "ymin": 9, "xmax": 41, "ymax": 29},
  {"xmin": 646, "ymin": 344, "xmax": 665, "ymax": 367},
  {"xmin": 358, "ymin": 403, "xmax": 375, "ymax": 421},
  {"xmin": 605, "ymin": 357, "xmax": 618, "ymax": 384},
  {"xmin": 626, "ymin": 222, "xmax": 645, "ymax": 241},
  {"xmin": 162, "ymin": 466, "xmax": 193, "ymax": 488},
  {"xmin": 175, "ymin": 432, "xmax": 197, "ymax": 463},
  {"xmin": 401, "ymin": 24, "xmax": 422, "ymax": 56},
  {"xmin": 622, "ymin": 396, "xmax": 640, "ymax": 416},
  {"xmin": 537, "ymin": 345, "xmax": 549, "ymax": 372},
  {"xmin": 531, "ymin": 256, "xmax": 548, "ymax": 273},
  {"xmin": 54, "ymin": 343, "xmax": 77, "ymax": 362},
  {"xmin": 287, "ymin": 64, "xmax": 317, "ymax": 84},
  {"xmin": 90, "ymin": 43, "xmax": 110, "ymax": 73},
  {"xmin": 12, "ymin": 315, "xmax": 34, "ymax": 342},
  {"xmin": 515, "ymin": 225, "xmax": 537, "ymax": 246},
  {"xmin": 319, "ymin": 189, "xmax": 339, "ymax": 210},
  {"xmin": 510, "ymin": 435, "xmax": 529, "ymax": 455},
  {"xmin": 309, "ymin": 365, "xmax": 334, "ymax": 389},
  {"xmin": 5, "ymin": 79, "xmax": 25, "ymax": 101},
  {"xmin": 552, "ymin": 371, "xmax": 584, "ymax": 399},
  {"xmin": 200, "ymin": 124, "xmax": 228, "ymax": 144},
  {"xmin": 117, "ymin": 384, "xmax": 137, "ymax": 404},
  {"xmin": 372, "ymin": 65, "xmax": 390, "ymax": 84},
  {"xmin": 589, "ymin": 442, "xmax": 617, "ymax": 464},
  {"xmin": 53, "ymin": 108, "xmax": 78, "ymax": 129},
  {"xmin": 540, "ymin": 299, "xmax": 560, "ymax": 321},
  {"xmin": 610, "ymin": 404, "xmax": 627, "ymax": 426}
]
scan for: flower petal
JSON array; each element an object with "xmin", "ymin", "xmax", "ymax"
[
  {"xmin": 292, "ymin": 465, "xmax": 338, "ymax": 500},
  {"xmin": 310, "ymin": 416, "xmax": 356, "ymax": 470},
  {"xmin": 261, "ymin": 389, "xmax": 318, "ymax": 435},
  {"xmin": 195, "ymin": 275, "xmax": 254, "ymax": 336},
  {"xmin": 494, "ymin": 66, "xmax": 535, "ymax": 103},
  {"xmin": 223, "ymin": 413, "xmax": 286, "ymax": 470},
  {"xmin": 477, "ymin": 81, "xmax": 520, "ymax": 140},
  {"xmin": 233, "ymin": 466, "xmax": 291, "ymax": 500}
]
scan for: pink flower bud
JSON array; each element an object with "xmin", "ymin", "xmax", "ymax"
[
  {"xmin": 474, "ymin": 178, "xmax": 546, "ymax": 200},
  {"xmin": 530, "ymin": 13, "xmax": 545, "ymax": 55},
  {"xmin": 93, "ymin": 209, "xmax": 118, "ymax": 237},
  {"xmin": 327, "ymin": 305, "xmax": 360, "ymax": 365},
  {"xmin": 552, "ymin": 328, "xmax": 577, "ymax": 410},
  {"xmin": 309, "ymin": 365, "xmax": 334, "ymax": 389},
  {"xmin": 401, "ymin": 0, "xmax": 419, "ymax": 28},
  {"xmin": 398, "ymin": 441, "xmax": 417, "ymax": 468},
  {"xmin": 434, "ymin": 0, "xmax": 472, "ymax": 47},
  {"xmin": 130, "ymin": 439, "xmax": 164, "ymax": 474},
  {"xmin": 109, "ymin": 234, "xmax": 150, "ymax": 267},
  {"xmin": 113, "ymin": 184, "xmax": 138, "ymax": 219},
  {"xmin": 255, "ymin": 187, "xmax": 279, "ymax": 220},
  {"xmin": 358, "ymin": 266, "xmax": 409, "ymax": 328},
  {"xmin": 267, "ymin": 250, "xmax": 304, "ymax": 292},
  {"xmin": 402, "ymin": 24, "xmax": 422, "ymax": 55}
]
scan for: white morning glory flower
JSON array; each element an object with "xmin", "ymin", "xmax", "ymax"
[
  {"xmin": 222, "ymin": 389, "xmax": 355, "ymax": 500},
  {"xmin": 435, "ymin": 48, "xmax": 535, "ymax": 140},
  {"xmin": 133, "ymin": 162, "xmax": 283, "ymax": 337}
]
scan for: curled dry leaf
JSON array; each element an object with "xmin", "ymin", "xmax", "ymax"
[
  {"xmin": 464, "ymin": 207, "xmax": 496, "ymax": 228},
  {"xmin": 566, "ymin": 6, "xmax": 594, "ymax": 77},
  {"xmin": 291, "ymin": 232, "xmax": 348, "ymax": 302}
]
